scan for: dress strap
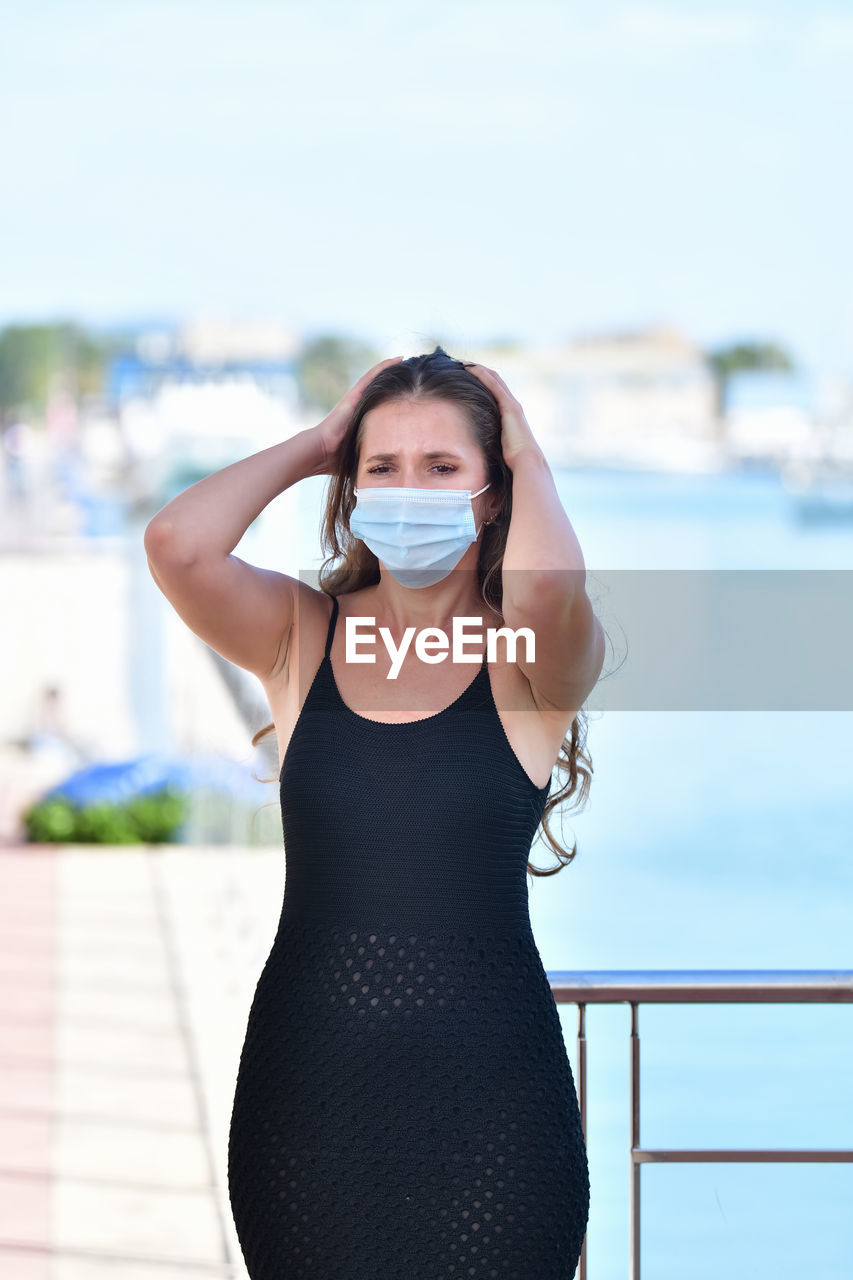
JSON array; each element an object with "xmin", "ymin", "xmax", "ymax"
[{"xmin": 324, "ymin": 595, "xmax": 339, "ymax": 660}]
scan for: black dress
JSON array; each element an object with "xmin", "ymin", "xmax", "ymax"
[{"xmin": 227, "ymin": 593, "xmax": 590, "ymax": 1279}]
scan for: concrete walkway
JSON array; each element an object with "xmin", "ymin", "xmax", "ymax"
[{"xmin": 0, "ymin": 844, "xmax": 287, "ymax": 1279}]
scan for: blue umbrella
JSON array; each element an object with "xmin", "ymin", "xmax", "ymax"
[{"xmin": 43, "ymin": 752, "xmax": 271, "ymax": 806}]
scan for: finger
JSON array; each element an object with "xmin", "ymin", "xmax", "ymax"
[
  {"xmin": 466, "ymin": 363, "xmax": 499, "ymax": 381},
  {"xmin": 472, "ymin": 365, "xmax": 515, "ymax": 397},
  {"xmin": 357, "ymin": 356, "xmax": 404, "ymax": 387},
  {"xmin": 468, "ymin": 365, "xmax": 509, "ymax": 398},
  {"xmin": 463, "ymin": 363, "xmax": 515, "ymax": 399},
  {"xmin": 366, "ymin": 356, "xmax": 403, "ymax": 372}
]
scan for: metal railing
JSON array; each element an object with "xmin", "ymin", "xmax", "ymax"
[{"xmin": 546, "ymin": 970, "xmax": 853, "ymax": 1280}]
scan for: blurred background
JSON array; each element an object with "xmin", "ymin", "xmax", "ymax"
[{"xmin": 1, "ymin": 2, "xmax": 851, "ymax": 1278}]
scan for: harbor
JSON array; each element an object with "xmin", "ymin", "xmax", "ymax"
[{"xmin": 3, "ymin": 435, "xmax": 852, "ymax": 1277}]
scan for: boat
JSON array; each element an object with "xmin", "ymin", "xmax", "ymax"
[{"xmin": 781, "ymin": 454, "xmax": 853, "ymax": 522}]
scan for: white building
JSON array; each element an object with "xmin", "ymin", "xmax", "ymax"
[{"xmin": 480, "ymin": 326, "xmax": 722, "ymax": 471}]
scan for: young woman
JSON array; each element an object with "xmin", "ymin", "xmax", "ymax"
[{"xmin": 144, "ymin": 346, "xmax": 605, "ymax": 1280}]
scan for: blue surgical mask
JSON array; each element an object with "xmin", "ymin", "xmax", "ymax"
[{"xmin": 349, "ymin": 482, "xmax": 491, "ymax": 588}]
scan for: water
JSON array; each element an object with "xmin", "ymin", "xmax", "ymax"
[
  {"xmin": 530, "ymin": 464, "xmax": 853, "ymax": 1279},
  {"xmin": 276, "ymin": 462, "xmax": 853, "ymax": 1278}
]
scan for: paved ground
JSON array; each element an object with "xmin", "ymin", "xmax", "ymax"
[{"xmin": 0, "ymin": 843, "xmax": 288, "ymax": 1279}]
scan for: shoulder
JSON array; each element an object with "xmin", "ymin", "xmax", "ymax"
[
  {"xmin": 486, "ymin": 614, "xmax": 580, "ymax": 743},
  {"xmin": 291, "ymin": 579, "xmax": 336, "ymax": 626},
  {"xmin": 275, "ymin": 583, "xmax": 377, "ymax": 681},
  {"xmin": 262, "ymin": 582, "xmax": 336, "ymax": 696}
]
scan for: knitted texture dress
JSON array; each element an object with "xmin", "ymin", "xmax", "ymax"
[{"xmin": 227, "ymin": 593, "xmax": 590, "ymax": 1279}]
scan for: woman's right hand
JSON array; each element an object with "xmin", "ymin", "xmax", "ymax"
[{"xmin": 311, "ymin": 356, "xmax": 404, "ymax": 476}]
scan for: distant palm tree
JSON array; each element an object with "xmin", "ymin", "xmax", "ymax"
[
  {"xmin": 705, "ymin": 340, "xmax": 795, "ymax": 418},
  {"xmin": 0, "ymin": 321, "xmax": 118, "ymax": 423},
  {"xmin": 295, "ymin": 334, "xmax": 381, "ymax": 415}
]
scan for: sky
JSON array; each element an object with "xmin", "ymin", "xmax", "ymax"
[{"xmin": 1, "ymin": 0, "xmax": 852, "ymax": 374}]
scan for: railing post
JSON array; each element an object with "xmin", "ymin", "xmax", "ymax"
[
  {"xmin": 629, "ymin": 1000, "xmax": 641, "ymax": 1280},
  {"xmin": 577, "ymin": 1001, "xmax": 587, "ymax": 1280},
  {"xmin": 546, "ymin": 970, "xmax": 853, "ymax": 1280}
]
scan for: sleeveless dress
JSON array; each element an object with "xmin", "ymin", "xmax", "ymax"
[{"xmin": 227, "ymin": 594, "xmax": 590, "ymax": 1279}]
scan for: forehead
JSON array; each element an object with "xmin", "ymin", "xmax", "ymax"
[{"xmin": 360, "ymin": 397, "xmax": 476, "ymax": 452}]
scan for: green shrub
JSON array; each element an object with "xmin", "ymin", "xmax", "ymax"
[
  {"xmin": 125, "ymin": 790, "xmax": 186, "ymax": 842},
  {"xmin": 23, "ymin": 787, "xmax": 187, "ymax": 845}
]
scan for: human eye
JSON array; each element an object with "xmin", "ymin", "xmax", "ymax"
[
  {"xmin": 432, "ymin": 463, "xmax": 456, "ymax": 474},
  {"xmin": 366, "ymin": 464, "xmax": 391, "ymax": 475}
]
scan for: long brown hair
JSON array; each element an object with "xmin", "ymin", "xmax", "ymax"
[{"xmin": 253, "ymin": 345, "xmax": 596, "ymax": 875}]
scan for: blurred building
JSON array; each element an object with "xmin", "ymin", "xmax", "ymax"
[
  {"xmin": 481, "ymin": 325, "xmax": 722, "ymax": 471},
  {"xmin": 111, "ymin": 315, "xmax": 306, "ymax": 511},
  {"xmin": 107, "ymin": 314, "xmax": 301, "ymax": 408}
]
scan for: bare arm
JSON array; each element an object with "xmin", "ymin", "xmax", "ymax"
[
  {"xmin": 465, "ymin": 363, "xmax": 605, "ymax": 717},
  {"xmin": 143, "ymin": 427, "xmax": 326, "ymax": 681},
  {"xmin": 143, "ymin": 356, "xmax": 403, "ymax": 682},
  {"xmin": 501, "ymin": 446, "xmax": 605, "ymax": 715}
]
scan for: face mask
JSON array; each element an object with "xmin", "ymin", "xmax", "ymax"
[{"xmin": 349, "ymin": 482, "xmax": 491, "ymax": 588}]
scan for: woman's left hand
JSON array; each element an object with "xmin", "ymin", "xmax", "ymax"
[{"xmin": 464, "ymin": 363, "xmax": 543, "ymax": 469}]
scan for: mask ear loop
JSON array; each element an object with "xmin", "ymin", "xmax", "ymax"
[{"xmin": 472, "ymin": 482, "xmax": 492, "ymax": 537}]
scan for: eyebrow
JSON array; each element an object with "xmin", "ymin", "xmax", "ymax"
[{"xmin": 364, "ymin": 450, "xmax": 465, "ymax": 463}]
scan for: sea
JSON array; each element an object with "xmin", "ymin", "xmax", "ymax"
[{"xmin": 283, "ymin": 461, "xmax": 853, "ymax": 1279}]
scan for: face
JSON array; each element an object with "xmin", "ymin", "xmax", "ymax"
[
  {"xmin": 356, "ymin": 397, "xmax": 490, "ymax": 503},
  {"xmin": 351, "ymin": 397, "xmax": 498, "ymax": 582}
]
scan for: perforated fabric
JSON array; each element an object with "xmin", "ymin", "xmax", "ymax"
[{"xmin": 227, "ymin": 594, "xmax": 590, "ymax": 1278}]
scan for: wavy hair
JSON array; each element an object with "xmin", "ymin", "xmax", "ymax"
[{"xmin": 253, "ymin": 345, "xmax": 597, "ymax": 875}]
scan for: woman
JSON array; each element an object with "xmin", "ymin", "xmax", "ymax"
[{"xmin": 144, "ymin": 346, "xmax": 605, "ymax": 1280}]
